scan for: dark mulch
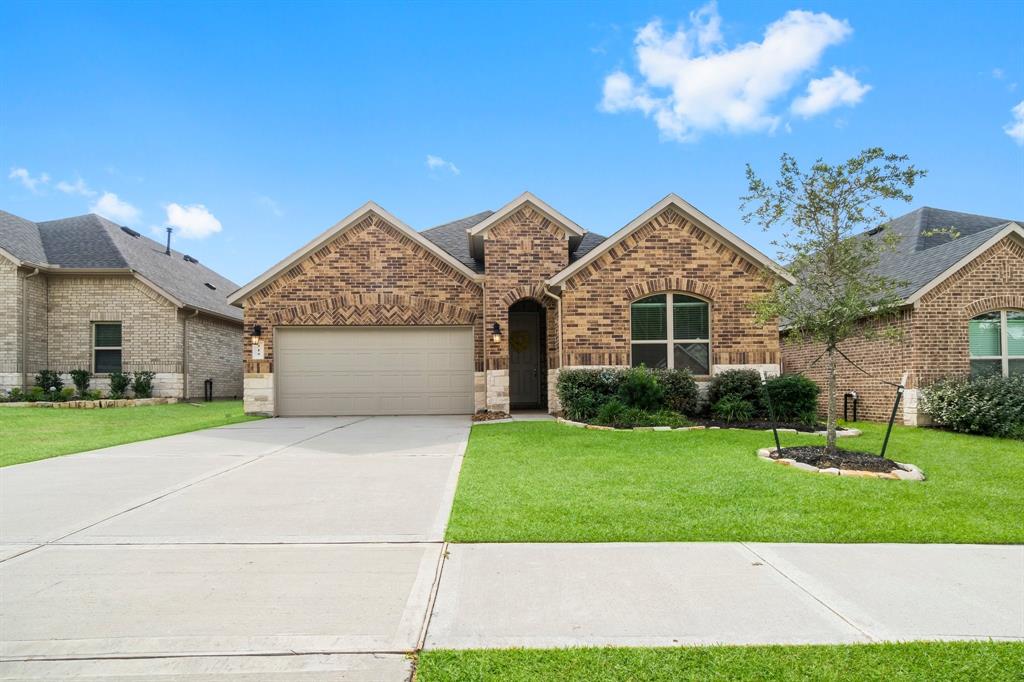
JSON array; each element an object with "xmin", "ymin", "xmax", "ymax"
[
  {"xmin": 696, "ymin": 419, "xmax": 843, "ymax": 433},
  {"xmin": 472, "ymin": 411, "xmax": 510, "ymax": 422},
  {"xmin": 773, "ymin": 445, "xmax": 905, "ymax": 473}
]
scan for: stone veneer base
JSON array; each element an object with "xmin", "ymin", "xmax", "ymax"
[
  {"xmin": 0, "ymin": 397, "xmax": 180, "ymax": 409},
  {"xmin": 756, "ymin": 447, "xmax": 925, "ymax": 481}
]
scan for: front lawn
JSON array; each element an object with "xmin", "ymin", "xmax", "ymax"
[
  {"xmin": 446, "ymin": 422, "xmax": 1023, "ymax": 543},
  {"xmin": 0, "ymin": 401, "xmax": 261, "ymax": 467},
  {"xmin": 417, "ymin": 642, "xmax": 1024, "ymax": 681}
]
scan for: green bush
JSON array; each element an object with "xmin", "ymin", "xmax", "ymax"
[
  {"xmin": 26, "ymin": 386, "xmax": 46, "ymax": 402},
  {"xmin": 5, "ymin": 387, "xmax": 25, "ymax": 402},
  {"xmin": 651, "ymin": 368, "xmax": 701, "ymax": 416},
  {"xmin": 712, "ymin": 396, "xmax": 756, "ymax": 423},
  {"xmin": 595, "ymin": 398, "xmax": 627, "ymax": 425},
  {"xmin": 84, "ymin": 389, "xmax": 103, "ymax": 401},
  {"xmin": 594, "ymin": 399, "xmax": 689, "ymax": 428},
  {"xmin": 762, "ymin": 373, "xmax": 820, "ymax": 425},
  {"xmin": 616, "ymin": 366, "xmax": 665, "ymax": 411},
  {"xmin": 109, "ymin": 371, "xmax": 131, "ymax": 399},
  {"xmin": 707, "ymin": 369, "xmax": 763, "ymax": 411},
  {"xmin": 69, "ymin": 369, "xmax": 91, "ymax": 396},
  {"xmin": 58, "ymin": 387, "xmax": 77, "ymax": 401},
  {"xmin": 132, "ymin": 371, "xmax": 156, "ymax": 399},
  {"xmin": 34, "ymin": 369, "xmax": 63, "ymax": 394},
  {"xmin": 922, "ymin": 375, "xmax": 1024, "ymax": 439},
  {"xmin": 556, "ymin": 368, "xmax": 626, "ymax": 422}
]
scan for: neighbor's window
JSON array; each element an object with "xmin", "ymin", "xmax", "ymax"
[
  {"xmin": 968, "ymin": 310, "xmax": 1024, "ymax": 378},
  {"xmin": 93, "ymin": 322, "xmax": 123, "ymax": 374},
  {"xmin": 630, "ymin": 293, "xmax": 710, "ymax": 374}
]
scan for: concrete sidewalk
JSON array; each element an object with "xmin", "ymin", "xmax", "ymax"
[{"xmin": 425, "ymin": 542, "xmax": 1024, "ymax": 649}]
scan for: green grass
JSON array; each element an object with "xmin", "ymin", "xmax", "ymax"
[
  {"xmin": 446, "ymin": 421, "xmax": 1024, "ymax": 543},
  {"xmin": 0, "ymin": 400, "xmax": 262, "ymax": 467},
  {"xmin": 416, "ymin": 642, "xmax": 1024, "ymax": 681}
]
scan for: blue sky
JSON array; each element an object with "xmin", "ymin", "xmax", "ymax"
[{"xmin": 2, "ymin": 1, "xmax": 1022, "ymax": 284}]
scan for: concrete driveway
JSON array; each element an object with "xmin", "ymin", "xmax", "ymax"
[{"xmin": 0, "ymin": 416, "xmax": 470, "ymax": 680}]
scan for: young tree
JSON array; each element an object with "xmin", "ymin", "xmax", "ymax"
[{"xmin": 741, "ymin": 148, "xmax": 926, "ymax": 454}]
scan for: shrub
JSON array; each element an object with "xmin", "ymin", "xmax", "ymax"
[
  {"xmin": 556, "ymin": 368, "xmax": 626, "ymax": 422},
  {"xmin": 594, "ymin": 400, "xmax": 689, "ymax": 429},
  {"xmin": 5, "ymin": 387, "xmax": 25, "ymax": 402},
  {"xmin": 59, "ymin": 387, "xmax": 77, "ymax": 401},
  {"xmin": 34, "ymin": 369, "xmax": 63, "ymax": 393},
  {"xmin": 762, "ymin": 373, "xmax": 820, "ymax": 425},
  {"xmin": 595, "ymin": 398, "xmax": 627, "ymax": 425},
  {"xmin": 616, "ymin": 366, "xmax": 665, "ymax": 411},
  {"xmin": 652, "ymin": 368, "xmax": 701, "ymax": 416},
  {"xmin": 922, "ymin": 375, "xmax": 1024, "ymax": 439},
  {"xmin": 712, "ymin": 396, "xmax": 756, "ymax": 423},
  {"xmin": 132, "ymin": 371, "xmax": 156, "ymax": 398},
  {"xmin": 69, "ymin": 369, "xmax": 91, "ymax": 396},
  {"xmin": 26, "ymin": 386, "xmax": 46, "ymax": 402},
  {"xmin": 84, "ymin": 389, "xmax": 103, "ymax": 401},
  {"xmin": 707, "ymin": 369, "xmax": 763, "ymax": 411},
  {"xmin": 109, "ymin": 371, "xmax": 132, "ymax": 399}
]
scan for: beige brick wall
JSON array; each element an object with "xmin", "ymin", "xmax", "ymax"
[
  {"xmin": 0, "ymin": 257, "xmax": 22, "ymax": 376},
  {"xmin": 25, "ymin": 269, "xmax": 48, "ymax": 376},
  {"xmin": 186, "ymin": 313, "xmax": 243, "ymax": 399},
  {"xmin": 559, "ymin": 206, "xmax": 780, "ymax": 374},
  {"xmin": 47, "ymin": 275, "xmax": 183, "ymax": 374}
]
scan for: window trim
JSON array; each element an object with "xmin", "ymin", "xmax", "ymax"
[
  {"xmin": 968, "ymin": 309, "xmax": 1024, "ymax": 378},
  {"xmin": 630, "ymin": 292, "xmax": 712, "ymax": 375},
  {"xmin": 92, "ymin": 321, "xmax": 123, "ymax": 375}
]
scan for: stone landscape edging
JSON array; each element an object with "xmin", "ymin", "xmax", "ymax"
[
  {"xmin": 756, "ymin": 447, "xmax": 925, "ymax": 481},
  {"xmin": 0, "ymin": 397, "xmax": 180, "ymax": 409},
  {"xmin": 557, "ymin": 417, "xmax": 862, "ymax": 437}
]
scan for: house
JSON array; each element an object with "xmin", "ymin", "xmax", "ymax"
[
  {"xmin": 228, "ymin": 193, "xmax": 792, "ymax": 416},
  {"xmin": 781, "ymin": 207, "xmax": 1024, "ymax": 425},
  {"xmin": 0, "ymin": 210, "xmax": 243, "ymax": 399}
]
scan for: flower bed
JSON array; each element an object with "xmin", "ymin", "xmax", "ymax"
[
  {"xmin": 757, "ymin": 446, "xmax": 924, "ymax": 480},
  {"xmin": 0, "ymin": 397, "xmax": 180, "ymax": 409},
  {"xmin": 556, "ymin": 416, "xmax": 861, "ymax": 437}
]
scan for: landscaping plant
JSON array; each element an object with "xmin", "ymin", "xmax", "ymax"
[
  {"xmin": 108, "ymin": 371, "xmax": 131, "ymax": 399},
  {"xmin": 711, "ymin": 396, "xmax": 756, "ymax": 423},
  {"xmin": 556, "ymin": 368, "xmax": 625, "ymax": 422},
  {"xmin": 707, "ymin": 369, "xmax": 762, "ymax": 410},
  {"xmin": 69, "ymin": 369, "xmax": 91, "ymax": 397},
  {"xmin": 616, "ymin": 366, "xmax": 665, "ymax": 411},
  {"xmin": 742, "ymin": 148, "xmax": 926, "ymax": 454},
  {"xmin": 132, "ymin": 371, "xmax": 156, "ymax": 399},
  {"xmin": 651, "ymin": 368, "xmax": 701, "ymax": 416},
  {"xmin": 34, "ymin": 369, "xmax": 63, "ymax": 394},
  {"xmin": 59, "ymin": 387, "xmax": 76, "ymax": 401},
  {"xmin": 762, "ymin": 373, "xmax": 820, "ymax": 425},
  {"xmin": 922, "ymin": 375, "xmax": 1024, "ymax": 439}
]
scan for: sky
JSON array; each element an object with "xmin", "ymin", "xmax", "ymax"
[{"xmin": 2, "ymin": 0, "xmax": 1022, "ymax": 285}]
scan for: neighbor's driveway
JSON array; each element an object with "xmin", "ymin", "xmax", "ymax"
[{"xmin": 0, "ymin": 416, "xmax": 470, "ymax": 680}]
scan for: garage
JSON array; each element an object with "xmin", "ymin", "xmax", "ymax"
[{"xmin": 275, "ymin": 326, "xmax": 475, "ymax": 416}]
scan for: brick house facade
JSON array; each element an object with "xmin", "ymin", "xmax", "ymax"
[
  {"xmin": 231, "ymin": 193, "xmax": 791, "ymax": 416},
  {"xmin": 1, "ymin": 210, "xmax": 243, "ymax": 399},
  {"xmin": 781, "ymin": 210, "xmax": 1024, "ymax": 425}
]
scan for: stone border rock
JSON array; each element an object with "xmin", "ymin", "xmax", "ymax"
[
  {"xmin": 557, "ymin": 417, "xmax": 862, "ymax": 437},
  {"xmin": 0, "ymin": 397, "xmax": 180, "ymax": 409},
  {"xmin": 756, "ymin": 447, "xmax": 925, "ymax": 481}
]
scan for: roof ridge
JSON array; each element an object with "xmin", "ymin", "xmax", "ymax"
[{"xmin": 421, "ymin": 210, "xmax": 495, "ymax": 233}]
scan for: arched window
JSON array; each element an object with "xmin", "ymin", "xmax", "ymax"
[
  {"xmin": 630, "ymin": 293, "xmax": 710, "ymax": 374},
  {"xmin": 968, "ymin": 310, "xmax": 1024, "ymax": 377}
]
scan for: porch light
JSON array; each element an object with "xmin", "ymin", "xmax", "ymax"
[
  {"xmin": 491, "ymin": 322, "xmax": 501, "ymax": 343},
  {"xmin": 251, "ymin": 324, "xmax": 262, "ymax": 344}
]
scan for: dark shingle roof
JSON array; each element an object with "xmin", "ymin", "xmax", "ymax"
[
  {"xmin": 1, "ymin": 211, "xmax": 241, "ymax": 321},
  {"xmin": 420, "ymin": 210, "xmax": 607, "ymax": 272},
  {"xmin": 866, "ymin": 207, "xmax": 1020, "ymax": 299},
  {"xmin": 0, "ymin": 210, "xmax": 48, "ymax": 265}
]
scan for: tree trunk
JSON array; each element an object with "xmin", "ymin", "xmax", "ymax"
[{"xmin": 826, "ymin": 346, "xmax": 838, "ymax": 455}]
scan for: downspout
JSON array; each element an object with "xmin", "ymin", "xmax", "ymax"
[
  {"xmin": 21, "ymin": 268, "xmax": 40, "ymax": 390},
  {"xmin": 182, "ymin": 309, "xmax": 199, "ymax": 400},
  {"xmin": 543, "ymin": 285, "xmax": 562, "ymax": 369}
]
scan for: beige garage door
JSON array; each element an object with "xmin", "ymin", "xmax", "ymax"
[{"xmin": 275, "ymin": 326, "xmax": 475, "ymax": 416}]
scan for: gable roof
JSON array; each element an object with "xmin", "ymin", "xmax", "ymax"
[
  {"xmin": 547, "ymin": 194, "xmax": 794, "ymax": 286},
  {"xmin": 0, "ymin": 210, "xmax": 242, "ymax": 321},
  {"xmin": 228, "ymin": 201, "xmax": 484, "ymax": 305},
  {"xmin": 862, "ymin": 207, "xmax": 1023, "ymax": 301},
  {"xmin": 466, "ymin": 192, "xmax": 586, "ymax": 261},
  {"xmin": 420, "ymin": 211, "xmax": 494, "ymax": 273}
]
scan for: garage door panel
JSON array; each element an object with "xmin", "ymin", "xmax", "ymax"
[{"xmin": 276, "ymin": 327, "xmax": 474, "ymax": 416}]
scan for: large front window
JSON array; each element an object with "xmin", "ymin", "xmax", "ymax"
[
  {"xmin": 93, "ymin": 322, "xmax": 123, "ymax": 374},
  {"xmin": 968, "ymin": 310, "xmax": 1024, "ymax": 378},
  {"xmin": 630, "ymin": 293, "xmax": 710, "ymax": 374}
]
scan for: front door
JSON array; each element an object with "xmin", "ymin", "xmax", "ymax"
[{"xmin": 509, "ymin": 310, "xmax": 541, "ymax": 408}]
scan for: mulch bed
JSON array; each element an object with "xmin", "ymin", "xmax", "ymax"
[
  {"xmin": 772, "ymin": 446, "xmax": 905, "ymax": 473},
  {"xmin": 695, "ymin": 419, "xmax": 844, "ymax": 433},
  {"xmin": 472, "ymin": 411, "xmax": 511, "ymax": 422}
]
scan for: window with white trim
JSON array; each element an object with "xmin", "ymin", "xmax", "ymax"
[
  {"xmin": 968, "ymin": 310, "xmax": 1024, "ymax": 378},
  {"xmin": 93, "ymin": 322, "xmax": 123, "ymax": 374},
  {"xmin": 630, "ymin": 293, "xmax": 711, "ymax": 374}
]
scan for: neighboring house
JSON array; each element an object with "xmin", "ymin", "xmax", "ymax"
[
  {"xmin": 229, "ymin": 192, "xmax": 792, "ymax": 416},
  {"xmin": 0, "ymin": 210, "xmax": 243, "ymax": 399},
  {"xmin": 782, "ymin": 207, "xmax": 1024, "ymax": 425}
]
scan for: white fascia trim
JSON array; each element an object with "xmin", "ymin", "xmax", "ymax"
[
  {"xmin": 227, "ymin": 201, "xmax": 483, "ymax": 306},
  {"xmin": 547, "ymin": 193, "xmax": 795, "ymax": 287},
  {"xmin": 904, "ymin": 222, "xmax": 1024, "ymax": 306},
  {"xmin": 467, "ymin": 192, "xmax": 585, "ymax": 238}
]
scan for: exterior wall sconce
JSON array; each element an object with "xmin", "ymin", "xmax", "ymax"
[
  {"xmin": 491, "ymin": 322, "xmax": 501, "ymax": 343},
  {"xmin": 251, "ymin": 324, "xmax": 262, "ymax": 344}
]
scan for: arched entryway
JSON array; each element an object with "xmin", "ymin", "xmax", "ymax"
[{"xmin": 508, "ymin": 298, "xmax": 548, "ymax": 410}]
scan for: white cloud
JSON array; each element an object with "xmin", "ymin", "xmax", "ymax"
[
  {"xmin": 8, "ymin": 167, "xmax": 50, "ymax": 193},
  {"xmin": 791, "ymin": 68, "xmax": 871, "ymax": 118},
  {"xmin": 257, "ymin": 195, "xmax": 284, "ymax": 217},
  {"xmin": 164, "ymin": 203, "xmax": 222, "ymax": 239},
  {"xmin": 1005, "ymin": 101, "xmax": 1024, "ymax": 145},
  {"xmin": 91, "ymin": 192, "xmax": 140, "ymax": 224},
  {"xmin": 55, "ymin": 177, "xmax": 97, "ymax": 197},
  {"xmin": 992, "ymin": 68, "xmax": 1005, "ymax": 80},
  {"xmin": 600, "ymin": 3, "xmax": 860, "ymax": 141},
  {"xmin": 426, "ymin": 155, "xmax": 460, "ymax": 175}
]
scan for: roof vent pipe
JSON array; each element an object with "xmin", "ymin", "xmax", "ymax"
[{"xmin": 165, "ymin": 227, "xmax": 172, "ymax": 255}]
